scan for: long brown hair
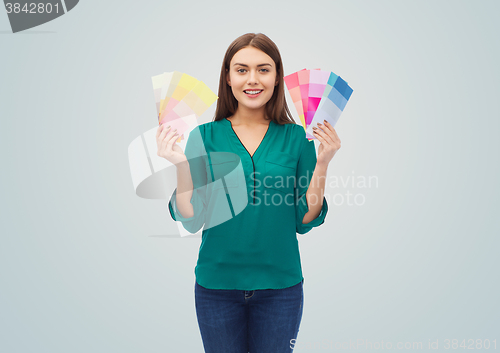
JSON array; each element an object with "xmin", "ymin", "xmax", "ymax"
[{"xmin": 213, "ymin": 33, "xmax": 296, "ymax": 125}]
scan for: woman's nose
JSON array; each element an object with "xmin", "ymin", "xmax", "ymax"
[{"xmin": 247, "ymin": 70, "xmax": 259, "ymax": 84}]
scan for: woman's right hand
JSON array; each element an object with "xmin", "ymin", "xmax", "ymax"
[{"xmin": 156, "ymin": 123, "xmax": 187, "ymax": 165}]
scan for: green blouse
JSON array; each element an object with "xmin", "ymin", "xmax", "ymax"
[{"xmin": 168, "ymin": 117, "xmax": 328, "ymax": 290}]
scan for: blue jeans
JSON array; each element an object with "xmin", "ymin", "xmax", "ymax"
[{"xmin": 194, "ymin": 279, "xmax": 304, "ymax": 353}]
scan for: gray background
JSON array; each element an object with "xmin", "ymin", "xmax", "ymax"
[{"xmin": 1, "ymin": 0, "xmax": 499, "ymax": 352}]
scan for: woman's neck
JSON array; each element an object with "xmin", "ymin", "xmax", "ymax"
[{"xmin": 229, "ymin": 106, "xmax": 270, "ymax": 126}]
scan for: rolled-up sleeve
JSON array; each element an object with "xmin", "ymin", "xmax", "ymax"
[
  {"xmin": 295, "ymin": 130, "xmax": 328, "ymax": 235},
  {"xmin": 168, "ymin": 126, "xmax": 207, "ymax": 234}
]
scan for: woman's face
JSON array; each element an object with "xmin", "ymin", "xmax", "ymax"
[{"xmin": 227, "ymin": 46, "xmax": 278, "ymax": 114}]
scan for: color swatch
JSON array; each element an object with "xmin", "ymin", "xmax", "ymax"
[
  {"xmin": 151, "ymin": 71, "xmax": 218, "ymax": 141},
  {"xmin": 284, "ymin": 68, "xmax": 353, "ymax": 140}
]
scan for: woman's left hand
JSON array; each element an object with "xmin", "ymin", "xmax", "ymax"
[{"xmin": 313, "ymin": 120, "xmax": 341, "ymax": 168}]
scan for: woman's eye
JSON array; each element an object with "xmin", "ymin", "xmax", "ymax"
[{"xmin": 236, "ymin": 68, "xmax": 269, "ymax": 73}]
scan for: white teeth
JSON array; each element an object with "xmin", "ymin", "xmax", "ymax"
[{"xmin": 245, "ymin": 90, "xmax": 262, "ymax": 94}]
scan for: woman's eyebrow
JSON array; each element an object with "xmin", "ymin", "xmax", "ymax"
[{"xmin": 233, "ymin": 63, "xmax": 272, "ymax": 67}]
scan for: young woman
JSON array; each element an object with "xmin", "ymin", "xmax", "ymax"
[{"xmin": 156, "ymin": 33, "xmax": 341, "ymax": 353}]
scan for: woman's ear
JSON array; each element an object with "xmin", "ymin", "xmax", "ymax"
[{"xmin": 226, "ymin": 69, "xmax": 231, "ymax": 86}]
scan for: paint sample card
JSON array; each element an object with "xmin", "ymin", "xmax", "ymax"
[
  {"xmin": 151, "ymin": 71, "xmax": 219, "ymax": 141},
  {"xmin": 305, "ymin": 74, "xmax": 353, "ymax": 138},
  {"xmin": 284, "ymin": 68, "xmax": 353, "ymax": 141}
]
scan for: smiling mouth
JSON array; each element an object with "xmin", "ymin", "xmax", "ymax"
[{"xmin": 244, "ymin": 89, "xmax": 263, "ymax": 95}]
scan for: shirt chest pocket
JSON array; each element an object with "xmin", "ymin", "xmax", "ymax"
[
  {"xmin": 264, "ymin": 152, "xmax": 297, "ymax": 194},
  {"xmin": 206, "ymin": 152, "xmax": 241, "ymax": 191}
]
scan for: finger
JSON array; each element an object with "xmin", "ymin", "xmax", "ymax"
[
  {"xmin": 313, "ymin": 129, "xmax": 327, "ymax": 145},
  {"xmin": 158, "ymin": 126, "xmax": 174, "ymax": 147},
  {"xmin": 317, "ymin": 122, "xmax": 336, "ymax": 141},
  {"xmin": 314, "ymin": 125, "xmax": 334, "ymax": 145},
  {"xmin": 165, "ymin": 129, "xmax": 179, "ymax": 144},
  {"xmin": 318, "ymin": 123, "xmax": 339, "ymax": 146},
  {"xmin": 156, "ymin": 125, "xmax": 168, "ymax": 151},
  {"xmin": 323, "ymin": 121, "xmax": 340, "ymax": 141},
  {"xmin": 158, "ymin": 131, "xmax": 177, "ymax": 156},
  {"xmin": 319, "ymin": 120, "xmax": 332, "ymax": 133},
  {"xmin": 162, "ymin": 129, "xmax": 179, "ymax": 148},
  {"xmin": 156, "ymin": 124, "xmax": 165, "ymax": 139},
  {"xmin": 165, "ymin": 131, "xmax": 181, "ymax": 153},
  {"xmin": 160, "ymin": 124, "xmax": 172, "ymax": 140},
  {"xmin": 173, "ymin": 133, "xmax": 181, "ymax": 144}
]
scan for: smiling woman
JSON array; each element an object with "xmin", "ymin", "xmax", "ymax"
[
  {"xmin": 159, "ymin": 32, "xmax": 331, "ymax": 353},
  {"xmin": 214, "ymin": 33, "xmax": 295, "ymax": 126},
  {"xmin": 226, "ymin": 47, "xmax": 279, "ymax": 118}
]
